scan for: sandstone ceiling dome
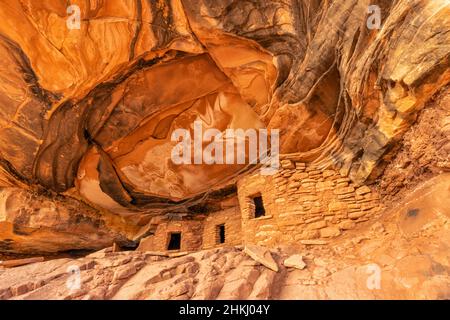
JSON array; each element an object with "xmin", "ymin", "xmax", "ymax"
[{"xmin": 0, "ymin": 0, "xmax": 448, "ymax": 255}]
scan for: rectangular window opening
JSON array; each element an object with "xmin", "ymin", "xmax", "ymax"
[
  {"xmin": 167, "ymin": 232, "xmax": 181, "ymax": 250},
  {"xmin": 216, "ymin": 224, "xmax": 225, "ymax": 244},
  {"xmin": 252, "ymin": 195, "xmax": 266, "ymax": 218}
]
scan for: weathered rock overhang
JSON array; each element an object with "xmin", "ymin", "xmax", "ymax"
[{"xmin": 0, "ymin": 0, "xmax": 448, "ymax": 253}]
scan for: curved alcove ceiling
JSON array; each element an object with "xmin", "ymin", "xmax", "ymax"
[
  {"xmin": 75, "ymin": 51, "xmax": 277, "ymax": 214},
  {"xmin": 0, "ymin": 0, "xmax": 448, "ymax": 221}
]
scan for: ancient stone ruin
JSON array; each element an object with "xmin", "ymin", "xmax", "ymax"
[{"xmin": 0, "ymin": 0, "xmax": 449, "ymax": 300}]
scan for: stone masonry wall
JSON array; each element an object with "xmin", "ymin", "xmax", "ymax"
[
  {"xmin": 202, "ymin": 206, "xmax": 242, "ymax": 249},
  {"xmin": 236, "ymin": 173, "xmax": 279, "ymax": 247},
  {"xmin": 237, "ymin": 158, "xmax": 381, "ymax": 247},
  {"xmin": 138, "ymin": 219, "xmax": 203, "ymax": 252}
]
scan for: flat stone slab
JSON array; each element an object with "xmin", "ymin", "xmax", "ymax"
[
  {"xmin": 244, "ymin": 244, "xmax": 279, "ymax": 272},
  {"xmin": 300, "ymin": 240, "xmax": 329, "ymax": 245},
  {"xmin": 283, "ymin": 254, "xmax": 306, "ymax": 270}
]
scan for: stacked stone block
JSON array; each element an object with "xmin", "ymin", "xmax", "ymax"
[
  {"xmin": 138, "ymin": 219, "xmax": 203, "ymax": 252},
  {"xmin": 202, "ymin": 206, "xmax": 243, "ymax": 249},
  {"xmin": 237, "ymin": 157, "xmax": 380, "ymax": 246}
]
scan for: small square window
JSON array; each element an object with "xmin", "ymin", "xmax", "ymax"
[
  {"xmin": 252, "ymin": 195, "xmax": 265, "ymax": 218},
  {"xmin": 167, "ymin": 232, "xmax": 181, "ymax": 250},
  {"xmin": 216, "ymin": 224, "xmax": 225, "ymax": 244}
]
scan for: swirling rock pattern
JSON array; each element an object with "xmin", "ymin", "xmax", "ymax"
[{"xmin": 0, "ymin": 0, "xmax": 448, "ymax": 253}]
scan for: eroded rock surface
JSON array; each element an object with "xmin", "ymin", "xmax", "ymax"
[
  {"xmin": 1, "ymin": 174, "xmax": 449, "ymax": 300},
  {"xmin": 0, "ymin": 0, "xmax": 448, "ymax": 253},
  {"xmin": 0, "ymin": 187, "xmax": 131, "ymax": 254},
  {"xmin": 0, "ymin": 3, "xmax": 449, "ymax": 305}
]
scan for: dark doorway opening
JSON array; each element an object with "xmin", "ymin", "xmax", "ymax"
[
  {"xmin": 217, "ymin": 224, "xmax": 225, "ymax": 244},
  {"xmin": 167, "ymin": 232, "xmax": 181, "ymax": 250},
  {"xmin": 252, "ymin": 195, "xmax": 265, "ymax": 218}
]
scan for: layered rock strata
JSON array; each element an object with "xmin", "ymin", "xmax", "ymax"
[{"xmin": 0, "ymin": 0, "xmax": 448, "ymax": 253}]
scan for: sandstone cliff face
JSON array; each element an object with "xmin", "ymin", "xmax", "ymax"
[
  {"xmin": 1, "ymin": 170, "xmax": 449, "ymax": 300},
  {"xmin": 0, "ymin": 0, "xmax": 449, "ymax": 299}
]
